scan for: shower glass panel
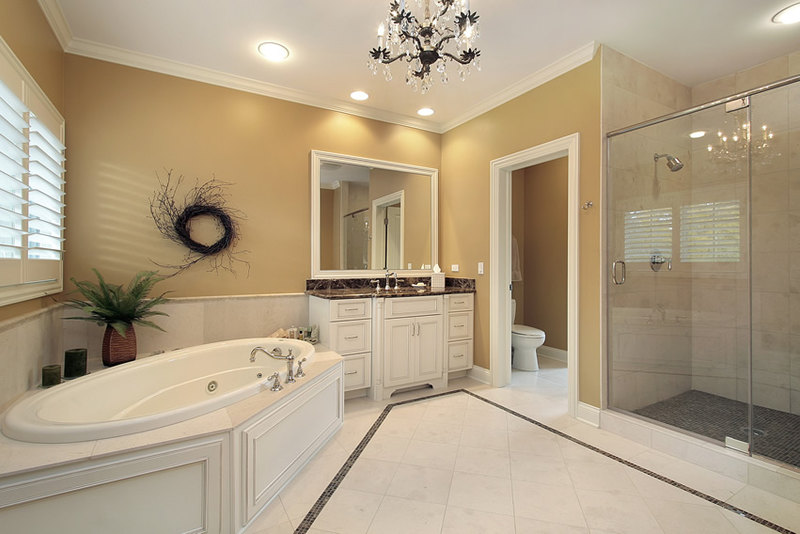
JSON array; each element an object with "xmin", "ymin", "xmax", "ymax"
[
  {"xmin": 749, "ymin": 83, "xmax": 800, "ymax": 465},
  {"xmin": 608, "ymin": 77, "xmax": 800, "ymax": 468}
]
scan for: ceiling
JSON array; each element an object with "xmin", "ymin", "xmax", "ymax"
[{"xmin": 42, "ymin": 0, "xmax": 800, "ymax": 133}]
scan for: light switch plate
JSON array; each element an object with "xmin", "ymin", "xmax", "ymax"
[{"xmin": 478, "ymin": 262, "xmax": 484, "ymax": 275}]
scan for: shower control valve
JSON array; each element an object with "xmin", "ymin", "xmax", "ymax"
[{"xmin": 650, "ymin": 255, "xmax": 672, "ymax": 272}]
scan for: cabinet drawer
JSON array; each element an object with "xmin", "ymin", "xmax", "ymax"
[
  {"xmin": 330, "ymin": 320, "xmax": 371, "ymax": 354},
  {"xmin": 343, "ymin": 353, "xmax": 370, "ymax": 390},
  {"xmin": 448, "ymin": 340, "xmax": 473, "ymax": 371},
  {"xmin": 384, "ymin": 295, "xmax": 441, "ymax": 318},
  {"xmin": 447, "ymin": 311, "xmax": 473, "ymax": 340},
  {"xmin": 446, "ymin": 293, "xmax": 474, "ymax": 311},
  {"xmin": 330, "ymin": 299, "xmax": 371, "ymax": 321}
]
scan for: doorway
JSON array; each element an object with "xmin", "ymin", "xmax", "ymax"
[{"xmin": 490, "ymin": 133, "xmax": 580, "ymax": 419}]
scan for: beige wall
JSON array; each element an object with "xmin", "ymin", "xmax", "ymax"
[
  {"xmin": 522, "ymin": 158, "xmax": 568, "ymax": 351},
  {"xmin": 62, "ymin": 54, "xmax": 440, "ymax": 297},
  {"xmin": 441, "ymin": 52, "xmax": 602, "ymax": 406},
  {"xmin": 0, "ymin": 0, "xmax": 64, "ymax": 322}
]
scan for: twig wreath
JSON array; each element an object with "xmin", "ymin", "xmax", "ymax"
[{"xmin": 149, "ymin": 170, "xmax": 249, "ymax": 275}]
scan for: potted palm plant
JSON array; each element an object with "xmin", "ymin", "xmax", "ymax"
[{"xmin": 65, "ymin": 269, "xmax": 170, "ymax": 366}]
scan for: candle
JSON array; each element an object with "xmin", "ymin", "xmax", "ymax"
[
  {"xmin": 64, "ymin": 348, "xmax": 87, "ymax": 378},
  {"xmin": 42, "ymin": 364, "xmax": 61, "ymax": 387},
  {"xmin": 377, "ymin": 23, "xmax": 385, "ymax": 48}
]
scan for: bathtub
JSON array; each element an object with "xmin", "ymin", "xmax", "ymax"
[{"xmin": 2, "ymin": 337, "xmax": 315, "ymax": 444}]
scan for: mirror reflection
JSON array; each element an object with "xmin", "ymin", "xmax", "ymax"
[{"xmin": 319, "ymin": 163, "xmax": 432, "ymax": 271}]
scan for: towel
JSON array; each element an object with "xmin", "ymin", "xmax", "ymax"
[{"xmin": 511, "ymin": 235, "xmax": 523, "ymax": 281}]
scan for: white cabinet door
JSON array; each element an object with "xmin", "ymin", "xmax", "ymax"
[
  {"xmin": 384, "ymin": 318, "xmax": 414, "ymax": 387},
  {"xmin": 415, "ymin": 315, "xmax": 443, "ymax": 381}
]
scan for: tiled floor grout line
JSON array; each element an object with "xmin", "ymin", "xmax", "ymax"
[{"xmin": 294, "ymin": 388, "xmax": 796, "ymax": 534}]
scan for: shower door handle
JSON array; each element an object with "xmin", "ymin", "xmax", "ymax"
[{"xmin": 612, "ymin": 260, "xmax": 626, "ymax": 285}]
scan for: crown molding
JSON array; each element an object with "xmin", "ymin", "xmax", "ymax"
[
  {"xmin": 37, "ymin": 0, "xmax": 73, "ymax": 51},
  {"xmin": 441, "ymin": 41, "xmax": 598, "ymax": 132}
]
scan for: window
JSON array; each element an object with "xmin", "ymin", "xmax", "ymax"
[
  {"xmin": 0, "ymin": 40, "xmax": 65, "ymax": 306},
  {"xmin": 680, "ymin": 201, "xmax": 740, "ymax": 262},
  {"xmin": 623, "ymin": 207, "xmax": 673, "ymax": 262}
]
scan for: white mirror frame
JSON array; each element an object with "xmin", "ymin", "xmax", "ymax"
[{"xmin": 311, "ymin": 150, "xmax": 438, "ymax": 279}]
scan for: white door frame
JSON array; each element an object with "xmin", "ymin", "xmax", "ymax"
[{"xmin": 490, "ymin": 133, "xmax": 580, "ymax": 418}]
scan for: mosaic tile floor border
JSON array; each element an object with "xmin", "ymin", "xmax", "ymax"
[{"xmin": 294, "ymin": 389, "xmax": 795, "ymax": 534}]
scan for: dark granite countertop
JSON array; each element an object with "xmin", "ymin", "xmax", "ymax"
[{"xmin": 305, "ymin": 277, "xmax": 475, "ymax": 300}]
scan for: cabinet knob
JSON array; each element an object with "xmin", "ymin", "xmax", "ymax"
[{"xmin": 344, "ymin": 370, "xmax": 359, "ymax": 376}]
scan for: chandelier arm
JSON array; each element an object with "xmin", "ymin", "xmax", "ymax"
[
  {"xmin": 434, "ymin": 33, "xmax": 456, "ymax": 49},
  {"xmin": 441, "ymin": 52, "xmax": 474, "ymax": 65},
  {"xmin": 380, "ymin": 53, "xmax": 411, "ymax": 65}
]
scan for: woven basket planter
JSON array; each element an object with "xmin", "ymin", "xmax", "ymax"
[{"xmin": 102, "ymin": 324, "xmax": 137, "ymax": 366}]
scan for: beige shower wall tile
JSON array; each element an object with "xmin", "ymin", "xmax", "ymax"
[{"xmin": 692, "ymin": 75, "xmax": 736, "ymax": 106}]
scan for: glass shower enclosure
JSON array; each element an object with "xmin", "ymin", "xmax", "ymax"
[{"xmin": 607, "ymin": 75, "xmax": 800, "ymax": 468}]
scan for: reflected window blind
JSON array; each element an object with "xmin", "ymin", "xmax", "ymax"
[
  {"xmin": 0, "ymin": 81, "xmax": 28, "ymax": 260},
  {"xmin": 680, "ymin": 201, "xmax": 740, "ymax": 262},
  {"xmin": 623, "ymin": 208, "xmax": 672, "ymax": 262}
]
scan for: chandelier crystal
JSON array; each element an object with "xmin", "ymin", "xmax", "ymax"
[
  {"xmin": 706, "ymin": 118, "xmax": 777, "ymax": 166},
  {"xmin": 368, "ymin": 0, "xmax": 481, "ymax": 94}
]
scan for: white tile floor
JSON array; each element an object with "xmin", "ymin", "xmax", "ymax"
[{"xmin": 243, "ymin": 358, "xmax": 800, "ymax": 534}]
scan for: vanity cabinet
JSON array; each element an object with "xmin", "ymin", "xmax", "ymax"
[
  {"xmin": 375, "ymin": 295, "xmax": 445, "ymax": 399},
  {"xmin": 309, "ymin": 297, "xmax": 372, "ymax": 393},
  {"xmin": 445, "ymin": 293, "xmax": 474, "ymax": 372}
]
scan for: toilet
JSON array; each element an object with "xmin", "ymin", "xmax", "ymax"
[{"xmin": 511, "ymin": 299, "xmax": 546, "ymax": 371}]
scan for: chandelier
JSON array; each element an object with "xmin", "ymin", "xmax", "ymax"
[
  {"xmin": 706, "ymin": 119, "xmax": 777, "ymax": 166},
  {"xmin": 368, "ymin": 0, "xmax": 481, "ymax": 94}
]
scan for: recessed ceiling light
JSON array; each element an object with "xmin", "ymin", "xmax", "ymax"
[
  {"xmin": 417, "ymin": 107, "xmax": 435, "ymax": 117},
  {"xmin": 772, "ymin": 2, "xmax": 800, "ymax": 24},
  {"xmin": 257, "ymin": 42, "xmax": 290, "ymax": 62},
  {"xmin": 350, "ymin": 91, "xmax": 369, "ymax": 101},
  {"xmin": 689, "ymin": 130, "xmax": 706, "ymax": 139}
]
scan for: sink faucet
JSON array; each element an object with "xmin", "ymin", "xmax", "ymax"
[
  {"xmin": 250, "ymin": 346, "xmax": 296, "ymax": 383},
  {"xmin": 385, "ymin": 271, "xmax": 396, "ymax": 290}
]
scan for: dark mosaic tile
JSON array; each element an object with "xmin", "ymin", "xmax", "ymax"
[{"xmin": 634, "ymin": 389, "xmax": 800, "ymax": 468}]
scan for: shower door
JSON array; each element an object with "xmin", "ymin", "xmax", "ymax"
[
  {"xmin": 607, "ymin": 99, "xmax": 752, "ymax": 450},
  {"xmin": 747, "ymin": 81, "xmax": 800, "ymax": 465}
]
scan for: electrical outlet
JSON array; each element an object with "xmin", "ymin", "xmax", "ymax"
[
  {"xmin": 478, "ymin": 262, "xmax": 484, "ymax": 275},
  {"xmin": 451, "ymin": 264, "xmax": 459, "ymax": 272}
]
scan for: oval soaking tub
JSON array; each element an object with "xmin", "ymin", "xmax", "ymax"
[{"xmin": 2, "ymin": 337, "xmax": 315, "ymax": 444}]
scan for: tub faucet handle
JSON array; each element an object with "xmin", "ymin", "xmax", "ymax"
[
  {"xmin": 265, "ymin": 372, "xmax": 283, "ymax": 392},
  {"xmin": 295, "ymin": 357, "xmax": 307, "ymax": 378}
]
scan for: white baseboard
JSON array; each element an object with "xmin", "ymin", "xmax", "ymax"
[
  {"xmin": 467, "ymin": 365, "xmax": 491, "ymax": 385},
  {"xmin": 538, "ymin": 345, "xmax": 567, "ymax": 363},
  {"xmin": 577, "ymin": 402, "xmax": 600, "ymax": 427}
]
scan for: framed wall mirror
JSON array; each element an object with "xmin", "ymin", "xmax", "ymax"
[{"xmin": 311, "ymin": 150, "xmax": 438, "ymax": 278}]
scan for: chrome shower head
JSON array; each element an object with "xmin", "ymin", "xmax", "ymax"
[{"xmin": 654, "ymin": 153, "xmax": 684, "ymax": 172}]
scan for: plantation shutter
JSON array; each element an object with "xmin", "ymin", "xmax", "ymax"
[
  {"xmin": 680, "ymin": 201, "xmax": 740, "ymax": 262},
  {"xmin": 0, "ymin": 37, "xmax": 65, "ymax": 306},
  {"xmin": 0, "ymin": 76, "xmax": 27, "ymax": 284},
  {"xmin": 623, "ymin": 207, "xmax": 673, "ymax": 262}
]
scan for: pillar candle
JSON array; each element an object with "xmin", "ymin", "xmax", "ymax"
[
  {"xmin": 42, "ymin": 364, "xmax": 61, "ymax": 387},
  {"xmin": 64, "ymin": 348, "xmax": 88, "ymax": 378}
]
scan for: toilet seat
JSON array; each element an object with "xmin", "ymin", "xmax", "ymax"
[{"xmin": 512, "ymin": 324, "xmax": 545, "ymax": 338}]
